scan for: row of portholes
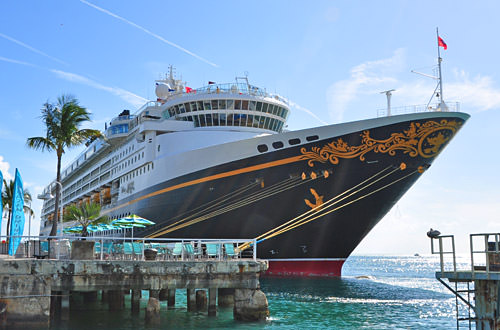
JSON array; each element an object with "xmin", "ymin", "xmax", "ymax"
[
  {"xmin": 112, "ymin": 151, "xmax": 146, "ymax": 176},
  {"xmin": 256, "ymin": 135, "xmax": 319, "ymax": 153},
  {"xmin": 120, "ymin": 162, "xmax": 154, "ymax": 183}
]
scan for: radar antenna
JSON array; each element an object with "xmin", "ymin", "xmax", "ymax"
[{"xmin": 380, "ymin": 89, "xmax": 395, "ymax": 116}]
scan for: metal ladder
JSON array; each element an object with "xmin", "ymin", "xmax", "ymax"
[{"xmin": 431, "ymin": 235, "xmax": 475, "ymax": 329}]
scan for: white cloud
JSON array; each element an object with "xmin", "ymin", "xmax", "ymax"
[
  {"xmin": 51, "ymin": 69, "xmax": 148, "ymax": 108},
  {"xmin": 0, "ymin": 33, "xmax": 68, "ymax": 66},
  {"xmin": 326, "ymin": 49, "xmax": 500, "ymax": 121},
  {"xmin": 0, "ymin": 56, "xmax": 38, "ymax": 68},
  {"xmin": 326, "ymin": 49, "xmax": 404, "ymax": 122},
  {"xmin": 0, "ymin": 156, "xmax": 13, "ymax": 182}
]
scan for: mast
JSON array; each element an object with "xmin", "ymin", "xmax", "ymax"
[{"xmin": 436, "ymin": 27, "xmax": 445, "ymax": 108}]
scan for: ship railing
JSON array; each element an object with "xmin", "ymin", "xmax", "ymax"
[
  {"xmin": 0, "ymin": 235, "xmax": 259, "ymax": 262},
  {"xmin": 377, "ymin": 101, "xmax": 460, "ymax": 117},
  {"xmin": 146, "ymin": 82, "xmax": 288, "ymax": 105}
]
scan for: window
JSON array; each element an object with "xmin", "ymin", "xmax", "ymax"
[
  {"xmin": 185, "ymin": 102, "xmax": 191, "ymax": 112},
  {"xmin": 211, "ymin": 100, "xmax": 218, "ymax": 110},
  {"xmin": 253, "ymin": 115, "xmax": 260, "ymax": 128},
  {"xmin": 179, "ymin": 104, "xmax": 185, "ymax": 113},
  {"xmin": 242, "ymin": 100, "xmax": 249, "ymax": 110},
  {"xmin": 272, "ymin": 141, "xmax": 284, "ymax": 149},
  {"xmin": 206, "ymin": 113, "xmax": 213, "ymax": 126},
  {"xmin": 264, "ymin": 116, "xmax": 271, "ymax": 129},
  {"xmin": 219, "ymin": 99, "xmax": 226, "ymax": 109},
  {"xmin": 262, "ymin": 103, "xmax": 268, "ymax": 113},
  {"xmin": 306, "ymin": 135, "xmax": 319, "ymax": 142},
  {"xmin": 174, "ymin": 105, "xmax": 180, "ymax": 115},
  {"xmin": 226, "ymin": 114, "xmax": 234, "ymax": 126},
  {"xmin": 226, "ymin": 99, "xmax": 234, "ymax": 110},
  {"xmin": 257, "ymin": 144, "xmax": 268, "ymax": 153},
  {"xmin": 234, "ymin": 100, "xmax": 241, "ymax": 110},
  {"xmin": 249, "ymin": 101, "xmax": 256, "ymax": 111},
  {"xmin": 259, "ymin": 116, "xmax": 266, "ymax": 128},
  {"xmin": 204, "ymin": 101, "xmax": 211, "ymax": 110},
  {"xmin": 197, "ymin": 101, "xmax": 204, "ymax": 111},
  {"xmin": 190, "ymin": 102, "xmax": 198, "ymax": 111},
  {"xmin": 289, "ymin": 138, "xmax": 301, "ymax": 145},
  {"xmin": 219, "ymin": 113, "xmax": 227, "ymax": 126},
  {"xmin": 194, "ymin": 115, "xmax": 200, "ymax": 127},
  {"xmin": 212, "ymin": 113, "xmax": 219, "ymax": 125},
  {"xmin": 256, "ymin": 102, "xmax": 262, "ymax": 111},
  {"xmin": 158, "ymin": 145, "xmax": 160, "ymax": 152},
  {"xmin": 199, "ymin": 114, "xmax": 206, "ymax": 126}
]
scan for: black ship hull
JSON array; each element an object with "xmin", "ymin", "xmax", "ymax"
[{"xmin": 104, "ymin": 112, "xmax": 469, "ymax": 276}]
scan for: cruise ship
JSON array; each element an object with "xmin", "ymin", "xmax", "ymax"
[{"xmin": 39, "ymin": 67, "xmax": 469, "ymax": 276}]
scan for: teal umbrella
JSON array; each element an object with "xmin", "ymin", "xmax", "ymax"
[{"xmin": 111, "ymin": 215, "xmax": 154, "ymax": 239}]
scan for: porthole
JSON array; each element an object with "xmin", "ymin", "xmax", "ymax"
[
  {"xmin": 306, "ymin": 135, "xmax": 319, "ymax": 142},
  {"xmin": 272, "ymin": 141, "xmax": 284, "ymax": 149},
  {"xmin": 288, "ymin": 138, "xmax": 301, "ymax": 145},
  {"xmin": 257, "ymin": 144, "xmax": 268, "ymax": 153}
]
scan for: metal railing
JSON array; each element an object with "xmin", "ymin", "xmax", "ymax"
[
  {"xmin": 430, "ymin": 234, "xmax": 457, "ymax": 274},
  {"xmin": 470, "ymin": 233, "xmax": 500, "ymax": 279},
  {"xmin": 0, "ymin": 235, "xmax": 258, "ymax": 262},
  {"xmin": 377, "ymin": 101, "xmax": 460, "ymax": 117}
]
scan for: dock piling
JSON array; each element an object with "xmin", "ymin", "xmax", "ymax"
[{"xmin": 208, "ymin": 288, "xmax": 217, "ymax": 316}]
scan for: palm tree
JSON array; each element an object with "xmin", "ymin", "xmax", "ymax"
[
  {"xmin": 63, "ymin": 202, "xmax": 108, "ymax": 237},
  {"xmin": 1, "ymin": 179, "xmax": 34, "ymax": 238},
  {"xmin": 26, "ymin": 95, "xmax": 102, "ymax": 237}
]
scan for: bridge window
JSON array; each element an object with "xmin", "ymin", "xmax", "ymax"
[
  {"xmin": 249, "ymin": 101, "xmax": 256, "ymax": 110},
  {"xmin": 235, "ymin": 100, "xmax": 241, "ymax": 110},
  {"xmin": 262, "ymin": 103, "xmax": 268, "ymax": 113},
  {"xmin": 257, "ymin": 144, "xmax": 268, "ymax": 153},
  {"xmin": 190, "ymin": 101, "xmax": 197, "ymax": 111},
  {"xmin": 227, "ymin": 99, "xmax": 234, "ymax": 110},
  {"xmin": 197, "ymin": 101, "xmax": 204, "ymax": 111},
  {"xmin": 219, "ymin": 99, "xmax": 226, "ymax": 109},
  {"xmin": 212, "ymin": 100, "xmax": 218, "ymax": 110},
  {"xmin": 227, "ymin": 114, "xmax": 234, "ymax": 125},
  {"xmin": 256, "ymin": 102, "xmax": 262, "ymax": 111},
  {"xmin": 242, "ymin": 100, "xmax": 248, "ymax": 110},
  {"xmin": 204, "ymin": 101, "xmax": 211, "ymax": 110},
  {"xmin": 219, "ymin": 113, "xmax": 226, "ymax": 126},
  {"xmin": 184, "ymin": 102, "xmax": 191, "ymax": 112}
]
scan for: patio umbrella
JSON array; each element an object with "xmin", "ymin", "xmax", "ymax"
[{"xmin": 111, "ymin": 215, "xmax": 154, "ymax": 239}]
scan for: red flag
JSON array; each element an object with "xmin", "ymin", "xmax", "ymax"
[
  {"xmin": 438, "ymin": 36, "xmax": 447, "ymax": 50},
  {"xmin": 185, "ymin": 86, "xmax": 193, "ymax": 93}
]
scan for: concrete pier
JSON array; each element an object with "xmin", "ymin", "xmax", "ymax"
[{"xmin": 0, "ymin": 258, "xmax": 268, "ymax": 327}]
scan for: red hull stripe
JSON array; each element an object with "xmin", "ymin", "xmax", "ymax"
[{"xmin": 266, "ymin": 260, "xmax": 345, "ymax": 277}]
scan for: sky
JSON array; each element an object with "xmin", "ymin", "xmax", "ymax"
[{"xmin": 0, "ymin": 0, "xmax": 499, "ymax": 256}]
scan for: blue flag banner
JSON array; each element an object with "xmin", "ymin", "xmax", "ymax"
[
  {"xmin": 0, "ymin": 170, "xmax": 3, "ymax": 236},
  {"xmin": 8, "ymin": 169, "xmax": 25, "ymax": 256}
]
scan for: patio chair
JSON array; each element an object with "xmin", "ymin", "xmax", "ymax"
[
  {"xmin": 224, "ymin": 243, "xmax": 237, "ymax": 258},
  {"xmin": 132, "ymin": 242, "xmax": 144, "ymax": 259},
  {"xmin": 206, "ymin": 243, "xmax": 220, "ymax": 258},
  {"xmin": 172, "ymin": 242, "xmax": 183, "ymax": 260},
  {"xmin": 123, "ymin": 242, "xmax": 133, "ymax": 260}
]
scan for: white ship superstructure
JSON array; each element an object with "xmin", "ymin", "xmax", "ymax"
[{"xmin": 39, "ymin": 68, "xmax": 290, "ymax": 233}]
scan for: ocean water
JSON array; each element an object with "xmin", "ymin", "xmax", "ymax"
[{"xmin": 50, "ymin": 255, "xmax": 472, "ymax": 329}]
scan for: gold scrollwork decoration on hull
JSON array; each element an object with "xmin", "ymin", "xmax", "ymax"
[{"xmin": 299, "ymin": 119, "xmax": 463, "ymax": 167}]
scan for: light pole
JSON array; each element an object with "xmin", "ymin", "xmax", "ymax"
[{"xmin": 37, "ymin": 180, "xmax": 64, "ymax": 258}]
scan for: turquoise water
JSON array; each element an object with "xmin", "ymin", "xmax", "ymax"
[{"xmin": 49, "ymin": 255, "xmax": 471, "ymax": 329}]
